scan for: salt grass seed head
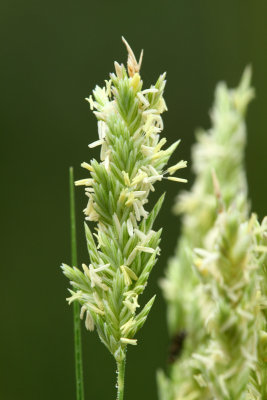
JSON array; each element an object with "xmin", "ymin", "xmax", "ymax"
[
  {"xmin": 190, "ymin": 207, "xmax": 267, "ymax": 399},
  {"xmin": 158, "ymin": 70, "xmax": 255, "ymax": 400},
  {"xmin": 175, "ymin": 67, "xmax": 254, "ymax": 245},
  {"xmin": 62, "ymin": 38, "xmax": 186, "ymax": 362},
  {"xmin": 160, "ymin": 70, "xmax": 254, "ymax": 341}
]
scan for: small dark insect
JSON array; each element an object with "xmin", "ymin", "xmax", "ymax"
[{"xmin": 168, "ymin": 330, "xmax": 187, "ymax": 364}]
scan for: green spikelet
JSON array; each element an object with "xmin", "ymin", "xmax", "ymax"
[
  {"xmin": 61, "ymin": 38, "xmax": 186, "ymax": 399},
  {"xmin": 158, "ymin": 68, "xmax": 267, "ymax": 399}
]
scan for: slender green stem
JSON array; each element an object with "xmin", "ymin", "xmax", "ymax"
[
  {"xmin": 116, "ymin": 358, "xmax": 126, "ymax": 400},
  {"xmin": 69, "ymin": 166, "xmax": 85, "ymax": 400}
]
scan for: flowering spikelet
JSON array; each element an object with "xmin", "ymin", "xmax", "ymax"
[
  {"xmin": 158, "ymin": 68, "xmax": 267, "ymax": 399},
  {"xmin": 61, "ymin": 38, "xmax": 186, "ymax": 363},
  {"xmin": 175, "ymin": 66, "xmax": 254, "ymax": 241},
  {"xmin": 246, "ymin": 216, "xmax": 267, "ymax": 399},
  {"xmin": 189, "ymin": 208, "xmax": 266, "ymax": 399},
  {"xmin": 159, "ymin": 209, "xmax": 267, "ymax": 400},
  {"xmin": 160, "ymin": 67, "xmax": 254, "ymax": 339}
]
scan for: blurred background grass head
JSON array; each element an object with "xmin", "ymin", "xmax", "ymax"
[{"xmin": 1, "ymin": 1, "xmax": 266, "ymax": 399}]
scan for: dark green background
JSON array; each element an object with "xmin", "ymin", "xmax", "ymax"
[{"xmin": 1, "ymin": 1, "xmax": 266, "ymax": 399}]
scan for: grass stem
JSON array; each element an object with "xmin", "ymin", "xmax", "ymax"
[{"xmin": 116, "ymin": 358, "xmax": 126, "ymax": 400}]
